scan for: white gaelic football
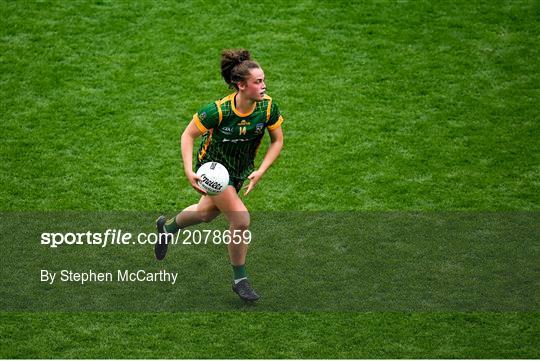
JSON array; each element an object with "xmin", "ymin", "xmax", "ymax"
[{"xmin": 196, "ymin": 162, "xmax": 229, "ymax": 195}]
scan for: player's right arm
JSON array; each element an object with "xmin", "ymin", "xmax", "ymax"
[
  {"xmin": 181, "ymin": 120, "xmax": 207, "ymax": 195},
  {"xmin": 181, "ymin": 103, "xmax": 220, "ymax": 194}
]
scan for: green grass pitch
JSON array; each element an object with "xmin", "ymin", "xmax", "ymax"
[{"xmin": 1, "ymin": 0, "xmax": 539, "ymax": 358}]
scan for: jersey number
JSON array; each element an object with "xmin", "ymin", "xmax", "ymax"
[{"xmin": 239, "ymin": 127, "xmax": 246, "ymax": 135}]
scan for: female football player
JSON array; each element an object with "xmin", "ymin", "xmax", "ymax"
[{"xmin": 155, "ymin": 49, "xmax": 284, "ymax": 301}]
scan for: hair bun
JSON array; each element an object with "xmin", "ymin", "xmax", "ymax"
[
  {"xmin": 223, "ymin": 49, "xmax": 251, "ymax": 66},
  {"xmin": 220, "ymin": 49, "xmax": 259, "ymax": 89},
  {"xmin": 235, "ymin": 49, "xmax": 251, "ymax": 64}
]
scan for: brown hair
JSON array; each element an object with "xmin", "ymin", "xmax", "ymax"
[{"xmin": 220, "ymin": 49, "xmax": 260, "ymax": 90}]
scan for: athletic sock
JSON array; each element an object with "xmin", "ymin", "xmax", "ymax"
[
  {"xmin": 164, "ymin": 217, "xmax": 180, "ymax": 233},
  {"xmin": 232, "ymin": 264, "xmax": 247, "ymax": 284}
]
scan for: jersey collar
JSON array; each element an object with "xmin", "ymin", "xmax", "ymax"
[{"xmin": 231, "ymin": 92, "xmax": 256, "ymax": 117}]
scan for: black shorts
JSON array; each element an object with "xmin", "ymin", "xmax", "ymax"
[{"xmin": 228, "ymin": 177, "xmax": 245, "ymax": 193}]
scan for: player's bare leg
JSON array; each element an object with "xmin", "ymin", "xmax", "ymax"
[
  {"xmin": 176, "ymin": 195, "xmax": 221, "ymax": 228},
  {"xmin": 210, "ymin": 186, "xmax": 250, "ymax": 266},
  {"xmin": 155, "ymin": 196, "xmax": 220, "ymax": 260},
  {"xmin": 210, "ymin": 185, "xmax": 259, "ymax": 301}
]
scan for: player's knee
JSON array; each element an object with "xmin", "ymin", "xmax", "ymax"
[{"xmin": 230, "ymin": 211, "xmax": 250, "ymax": 230}]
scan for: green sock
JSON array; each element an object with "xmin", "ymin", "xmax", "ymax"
[
  {"xmin": 232, "ymin": 264, "xmax": 247, "ymax": 282},
  {"xmin": 164, "ymin": 217, "xmax": 180, "ymax": 233}
]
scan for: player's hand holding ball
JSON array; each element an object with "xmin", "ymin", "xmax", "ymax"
[{"xmin": 186, "ymin": 170, "xmax": 207, "ymax": 195}]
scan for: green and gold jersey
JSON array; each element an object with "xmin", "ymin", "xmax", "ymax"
[{"xmin": 193, "ymin": 92, "xmax": 284, "ymax": 180}]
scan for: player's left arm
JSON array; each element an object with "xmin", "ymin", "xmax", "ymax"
[{"xmin": 244, "ymin": 126, "xmax": 283, "ymax": 195}]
